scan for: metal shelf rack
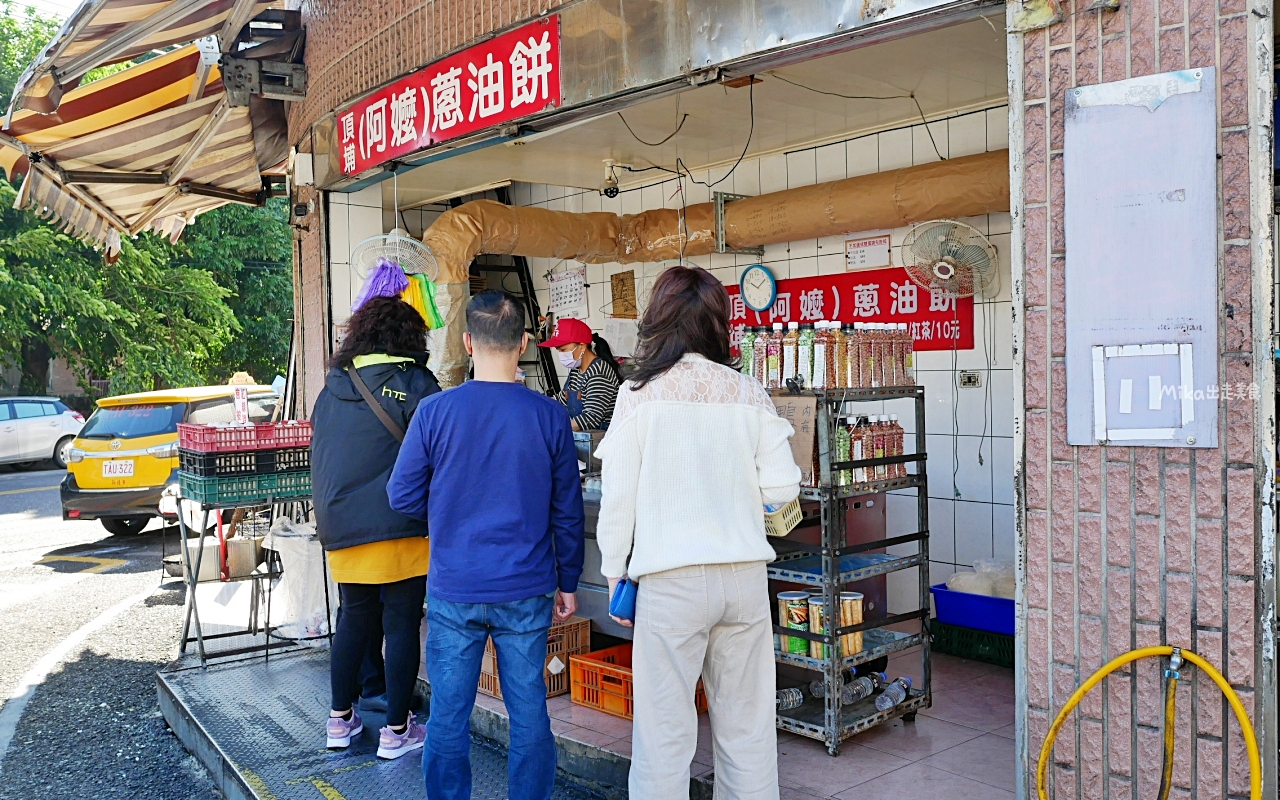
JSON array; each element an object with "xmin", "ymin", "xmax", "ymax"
[{"xmin": 771, "ymin": 385, "xmax": 932, "ymax": 755}]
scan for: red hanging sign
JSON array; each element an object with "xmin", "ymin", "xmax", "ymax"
[
  {"xmin": 725, "ymin": 267, "xmax": 974, "ymax": 351},
  {"xmin": 337, "ymin": 17, "xmax": 561, "ymax": 176}
]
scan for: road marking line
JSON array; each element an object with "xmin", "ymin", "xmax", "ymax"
[
  {"xmin": 0, "ymin": 583, "xmax": 158, "ymax": 776},
  {"xmin": 0, "ymin": 485, "xmax": 60, "ymax": 497},
  {"xmin": 305, "ymin": 778, "xmax": 347, "ymax": 800},
  {"xmin": 35, "ymin": 555, "xmax": 127, "ymax": 574},
  {"xmin": 239, "ymin": 767, "xmax": 280, "ymax": 800}
]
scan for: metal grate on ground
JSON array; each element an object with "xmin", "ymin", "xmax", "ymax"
[{"xmin": 158, "ymin": 647, "xmax": 599, "ymax": 799}]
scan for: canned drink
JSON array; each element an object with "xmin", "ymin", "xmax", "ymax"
[
  {"xmin": 808, "ymin": 597, "xmax": 830, "ymax": 660},
  {"xmin": 777, "ymin": 591, "xmax": 810, "ymax": 655},
  {"xmin": 839, "ymin": 592, "xmax": 864, "ymax": 656}
]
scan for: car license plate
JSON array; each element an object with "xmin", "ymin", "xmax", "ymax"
[{"xmin": 103, "ymin": 460, "xmax": 134, "ymax": 478}]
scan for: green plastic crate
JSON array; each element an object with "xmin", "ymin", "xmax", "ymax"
[
  {"xmin": 930, "ymin": 620, "xmax": 1014, "ymax": 668},
  {"xmin": 178, "ymin": 471, "xmax": 311, "ymax": 505}
]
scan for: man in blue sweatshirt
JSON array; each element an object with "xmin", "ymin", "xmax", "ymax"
[{"xmin": 388, "ymin": 290, "xmax": 585, "ymax": 800}]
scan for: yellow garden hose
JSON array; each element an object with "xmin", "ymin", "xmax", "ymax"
[{"xmin": 1036, "ymin": 645, "xmax": 1261, "ymax": 800}]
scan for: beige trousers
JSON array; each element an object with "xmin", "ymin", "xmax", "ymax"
[{"xmin": 629, "ymin": 561, "xmax": 779, "ymax": 800}]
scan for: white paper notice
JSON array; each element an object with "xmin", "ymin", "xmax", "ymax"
[
  {"xmin": 548, "ymin": 266, "xmax": 588, "ymax": 314},
  {"xmin": 602, "ymin": 317, "xmax": 639, "ymax": 357},
  {"xmin": 845, "ymin": 233, "xmax": 891, "ymax": 270}
]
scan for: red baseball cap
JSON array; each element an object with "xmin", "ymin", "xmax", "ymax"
[{"xmin": 539, "ymin": 317, "xmax": 593, "ymax": 348}]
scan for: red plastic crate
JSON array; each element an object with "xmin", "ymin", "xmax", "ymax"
[
  {"xmin": 178, "ymin": 421, "xmax": 312, "ymax": 453},
  {"xmin": 569, "ymin": 643, "xmax": 708, "ymax": 721}
]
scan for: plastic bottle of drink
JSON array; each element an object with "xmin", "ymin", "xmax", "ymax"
[
  {"xmin": 808, "ymin": 669, "xmax": 854, "ymax": 698},
  {"xmin": 776, "ymin": 687, "xmax": 805, "ymax": 711},
  {"xmin": 782, "ymin": 321, "xmax": 800, "ymax": 386},
  {"xmin": 872, "ymin": 415, "xmax": 888, "ymax": 479},
  {"xmin": 766, "ymin": 322, "xmax": 783, "ymax": 389},
  {"xmin": 875, "ymin": 676, "xmax": 913, "ymax": 711},
  {"xmin": 739, "ymin": 327, "xmax": 756, "ymax": 377},
  {"xmin": 846, "ymin": 671, "xmax": 888, "ymax": 703},
  {"xmin": 811, "ymin": 322, "xmax": 829, "ymax": 390},
  {"xmin": 889, "ymin": 414, "xmax": 905, "ymax": 478},
  {"xmin": 900, "ymin": 323, "xmax": 915, "ymax": 384},
  {"xmin": 797, "ymin": 323, "xmax": 815, "ymax": 388},
  {"xmin": 829, "ymin": 322, "xmax": 846, "ymax": 389},
  {"xmin": 835, "ymin": 421, "xmax": 851, "ymax": 486}
]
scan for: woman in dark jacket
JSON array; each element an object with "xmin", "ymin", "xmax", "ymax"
[{"xmin": 311, "ymin": 295, "xmax": 440, "ymax": 760}]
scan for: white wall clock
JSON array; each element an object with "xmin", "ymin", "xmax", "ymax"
[{"xmin": 739, "ymin": 264, "xmax": 777, "ymax": 312}]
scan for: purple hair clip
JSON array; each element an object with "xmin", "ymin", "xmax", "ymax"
[{"xmin": 351, "ymin": 258, "xmax": 410, "ymax": 312}]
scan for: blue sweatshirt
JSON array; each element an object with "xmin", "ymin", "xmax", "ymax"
[{"xmin": 387, "ymin": 380, "xmax": 586, "ymax": 603}]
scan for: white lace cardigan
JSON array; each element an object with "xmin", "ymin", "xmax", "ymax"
[{"xmin": 594, "ymin": 353, "xmax": 802, "ymax": 580}]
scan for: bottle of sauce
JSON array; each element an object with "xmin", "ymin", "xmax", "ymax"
[
  {"xmin": 829, "ymin": 322, "xmax": 846, "ymax": 389},
  {"xmin": 782, "ymin": 321, "xmax": 800, "ymax": 386},
  {"xmin": 884, "ymin": 323, "xmax": 900, "ymax": 387},
  {"xmin": 766, "ymin": 322, "xmax": 783, "ymax": 389},
  {"xmin": 901, "ymin": 323, "xmax": 915, "ymax": 385},
  {"xmin": 865, "ymin": 324, "xmax": 878, "ymax": 388},
  {"xmin": 843, "ymin": 323, "xmax": 859, "ymax": 389},
  {"xmin": 798, "ymin": 323, "xmax": 815, "ymax": 389},
  {"xmin": 889, "ymin": 414, "xmax": 905, "ymax": 478},
  {"xmin": 851, "ymin": 322, "xmax": 866, "ymax": 388},
  {"xmin": 811, "ymin": 322, "xmax": 829, "ymax": 390},
  {"xmin": 752, "ymin": 327, "xmax": 768, "ymax": 384},
  {"xmin": 835, "ymin": 420, "xmax": 851, "ymax": 487},
  {"xmin": 850, "ymin": 416, "xmax": 868, "ymax": 484},
  {"xmin": 872, "ymin": 415, "xmax": 888, "ymax": 479},
  {"xmin": 739, "ymin": 327, "xmax": 756, "ymax": 377}
]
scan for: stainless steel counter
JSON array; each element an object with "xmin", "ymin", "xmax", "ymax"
[{"xmin": 576, "ymin": 494, "xmax": 633, "ymax": 640}]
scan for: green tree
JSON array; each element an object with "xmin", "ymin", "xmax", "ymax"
[
  {"xmin": 177, "ymin": 199, "xmax": 293, "ymax": 385},
  {"xmin": 0, "ymin": 180, "xmax": 239, "ymax": 394},
  {"xmin": 0, "ymin": 1, "xmax": 58, "ymax": 103}
]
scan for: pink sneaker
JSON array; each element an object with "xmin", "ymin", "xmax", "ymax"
[
  {"xmin": 326, "ymin": 710, "xmax": 363, "ymax": 748},
  {"xmin": 376, "ymin": 713, "xmax": 426, "ymax": 760}
]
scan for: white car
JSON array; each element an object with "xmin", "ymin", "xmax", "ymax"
[{"xmin": 0, "ymin": 396, "xmax": 86, "ymax": 469}]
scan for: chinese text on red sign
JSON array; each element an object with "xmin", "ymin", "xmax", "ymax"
[
  {"xmin": 726, "ymin": 267, "xmax": 974, "ymax": 351},
  {"xmin": 338, "ymin": 18, "xmax": 561, "ymax": 176}
]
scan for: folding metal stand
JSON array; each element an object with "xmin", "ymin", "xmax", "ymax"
[{"xmin": 177, "ymin": 495, "xmax": 331, "ymax": 667}]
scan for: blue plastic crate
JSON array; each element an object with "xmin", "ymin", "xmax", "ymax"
[{"xmin": 929, "ymin": 583, "xmax": 1014, "ymax": 636}]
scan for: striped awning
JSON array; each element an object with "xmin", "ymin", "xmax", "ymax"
[
  {"xmin": 0, "ymin": 45, "xmax": 285, "ymax": 256},
  {"xmin": 9, "ymin": 0, "xmax": 274, "ymax": 115}
]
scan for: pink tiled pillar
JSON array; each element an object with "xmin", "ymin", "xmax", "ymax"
[{"xmin": 1014, "ymin": 0, "xmax": 1272, "ymax": 796}]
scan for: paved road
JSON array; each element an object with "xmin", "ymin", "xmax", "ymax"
[{"xmin": 0, "ymin": 465, "xmax": 220, "ymax": 800}]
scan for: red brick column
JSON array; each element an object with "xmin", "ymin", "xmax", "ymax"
[{"xmin": 1015, "ymin": 0, "xmax": 1273, "ymax": 796}]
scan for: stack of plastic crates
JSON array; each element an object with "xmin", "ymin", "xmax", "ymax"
[{"xmin": 177, "ymin": 421, "xmax": 313, "ymax": 505}]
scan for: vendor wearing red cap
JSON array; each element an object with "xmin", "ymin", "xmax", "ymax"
[{"xmin": 539, "ymin": 318, "xmax": 623, "ymax": 431}]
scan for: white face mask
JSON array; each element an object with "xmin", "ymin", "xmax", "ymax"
[{"xmin": 557, "ymin": 349, "xmax": 582, "ymax": 370}]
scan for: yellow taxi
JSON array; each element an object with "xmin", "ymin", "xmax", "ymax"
[{"xmin": 61, "ymin": 384, "xmax": 279, "ymax": 535}]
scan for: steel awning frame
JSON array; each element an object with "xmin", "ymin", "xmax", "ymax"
[{"xmin": 8, "ymin": 0, "xmax": 275, "ymax": 117}]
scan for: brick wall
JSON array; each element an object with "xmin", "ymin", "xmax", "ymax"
[
  {"xmin": 1017, "ymin": 0, "xmax": 1267, "ymax": 796},
  {"xmin": 291, "ymin": 0, "xmax": 572, "ymax": 143}
]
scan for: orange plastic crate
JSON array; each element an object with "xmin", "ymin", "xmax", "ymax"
[
  {"xmin": 477, "ymin": 616, "xmax": 590, "ymax": 700},
  {"xmin": 569, "ymin": 643, "xmax": 708, "ymax": 721}
]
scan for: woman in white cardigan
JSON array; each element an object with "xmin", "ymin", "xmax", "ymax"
[{"xmin": 595, "ymin": 266, "xmax": 802, "ymax": 800}]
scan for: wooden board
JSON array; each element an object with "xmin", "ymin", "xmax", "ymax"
[
  {"xmin": 770, "ymin": 392, "xmax": 817, "ymax": 470},
  {"xmin": 610, "ymin": 270, "xmax": 637, "ymax": 318}
]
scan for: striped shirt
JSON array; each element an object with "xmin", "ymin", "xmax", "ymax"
[{"xmin": 560, "ymin": 356, "xmax": 621, "ymax": 431}]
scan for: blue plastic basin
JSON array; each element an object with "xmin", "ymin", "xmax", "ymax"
[{"xmin": 929, "ymin": 583, "xmax": 1015, "ymax": 636}]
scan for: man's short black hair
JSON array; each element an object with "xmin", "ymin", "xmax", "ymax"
[{"xmin": 466, "ymin": 290, "xmax": 526, "ymax": 351}]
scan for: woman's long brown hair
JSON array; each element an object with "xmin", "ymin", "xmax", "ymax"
[{"xmin": 627, "ymin": 266, "xmax": 738, "ymax": 389}]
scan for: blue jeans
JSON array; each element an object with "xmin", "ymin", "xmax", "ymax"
[{"xmin": 423, "ymin": 593, "xmax": 556, "ymax": 800}]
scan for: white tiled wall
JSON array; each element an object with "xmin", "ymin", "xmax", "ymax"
[
  {"xmin": 511, "ymin": 106, "xmax": 1014, "ymax": 614},
  {"xmin": 326, "ymin": 185, "xmax": 387, "ymax": 335}
]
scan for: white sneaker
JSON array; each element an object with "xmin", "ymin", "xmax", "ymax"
[{"xmin": 376, "ymin": 713, "xmax": 426, "ymax": 760}]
